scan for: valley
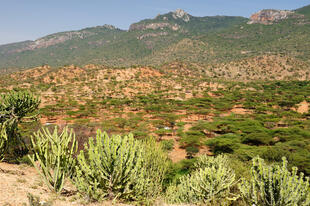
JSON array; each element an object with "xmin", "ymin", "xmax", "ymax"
[{"xmin": 0, "ymin": 3, "xmax": 310, "ymax": 206}]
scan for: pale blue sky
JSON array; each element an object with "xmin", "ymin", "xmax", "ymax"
[{"xmin": 0, "ymin": 0, "xmax": 309, "ymax": 45}]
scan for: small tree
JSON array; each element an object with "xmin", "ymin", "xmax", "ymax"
[
  {"xmin": 28, "ymin": 127, "xmax": 77, "ymax": 193},
  {"xmin": 185, "ymin": 146, "xmax": 199, "ymax": 159},
  {"xmin": 0, "ymin": 90, "xmax": 40, "ymax": 159},
  {"xmin": 238, "ymin": 156, "xmax": 310, "ymax": 206}
]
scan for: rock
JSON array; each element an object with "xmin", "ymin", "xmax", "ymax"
[
  {"xmin": 129, "ymin": 22, "xmax": 180, "ymax": 31},
  {"xmin": 10, "ymin": 25, "xmax": 117, "ymax": 53},
  {"xmin": 129, "ymin": 9, "xmax": 190, "ymax": 32},
  {"xmin": 12, "ymin": 31, "xmax": 96, "ymax": 53},
  {"xmin": 137, "ymin": 32, "xmax": 168, "ymax": 40},
  {"xmin": 172, "ymin": 9, "xmax": 190, "ymax": 22},
  {"xmin": 101, "ymin": 24, "xmax": 117, "ymax": 30},
  {"xmin": 248, "ymin": 9, "xmax": 295, "ymax": 25}
]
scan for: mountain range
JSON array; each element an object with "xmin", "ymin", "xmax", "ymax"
[{"xmin": 1, "ymin": 5, "xmax": 310, "ymax": 73}]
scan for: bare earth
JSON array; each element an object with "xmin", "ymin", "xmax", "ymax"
[
  {"xmin": 297, "ymin": 101, "xmax": 309, "ymax": 114},
  {"xmin": 0, "ymin": 162, "xmax": 129, "ymax": 206},
  {"xmin": 0, "ymin": 163, "xmax": 183, "ymax": 206}
]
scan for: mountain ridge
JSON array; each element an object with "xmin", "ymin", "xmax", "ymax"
[{"xmin": 0, "ymin": 5, "xmax": 310, "ymax": 72}]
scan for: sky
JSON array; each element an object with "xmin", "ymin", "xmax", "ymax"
[{"xmin": 0, "ymin": 0, "xmax": 310, "ymax": 45}]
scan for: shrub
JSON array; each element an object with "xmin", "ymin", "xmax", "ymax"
[
  {"xmin": 0, "ymin": 90, "xmax": 40, "ymax": 159},
  {"xmin": 193, "ymin": 154, "xmax": 229, "ymax": 170},
  {"xmin": 260, "ymin": 146, "xmax": 290, "ymax": 162},
  {"xmin": 74, "ymin": 130, "xmax": 169, "ymax": 203},
  {"xmin": 238, "ymin": 156, "xmax": 310, "ymax": 206},
  {"xmin": 161, "ymin": 139, "xmax": 174, "ymax": 151},
  {"xmin": 166, "ymin": 155, "xmax": 237, "ymax": 205},
  {"xmin": 28, "ymin": 127, "xmax": 77, "ymax": 193},
  {"xmin": 0, "ymin": 123, "xmax": 7, "ymax": 161},
  {"xmin": 164, "ymin": 158, "xmax": 196, "ymax": 187},
  {"xmin": 206, "ymin": 133, "xmax": 240, "ymax": 154},
  {"xmin": 137, "ymin": 137, "xmax": 170, "ymax": 202},
  {"xmin": 185, "ymin": 146, "xmax": 199, "ymax": 159},
  {"xmin": 181, "ymin": 130, "xmax": 204, "ymax": 148},
  {"xmin": 241, "ymin": 132, "xmax": 273, "ymax": 146}
]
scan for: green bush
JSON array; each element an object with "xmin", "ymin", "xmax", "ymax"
[
  {"xmin": 0, "ymin": 90, "xmax": 40, "ymax": 159},
  {"xmin": 260, "ymin": 146, "xmax": 290, "ymax": 162},
  {"xmin": 185, "ymin": 146, "xmax": 199, "ymax": 159},
  {"xmin": 206, "ymin": 133, "xmax": 240, "ymax": 154},
  {"xmin": 181, "ymin": 130, "xmax": 204, "ymax": 148},
  {"xmin": 241, "ymin": 132, "xmax": 273, "ymax": 146},
  {"xmin": 74, "ymin": 130, "xmax": 169, "ymax": 203},
  {"xmin": 164, "ymin": 158, "xmax": 196, "ymax": 187},
  {"xmin": 166, "ymin": 155, "xmax": 237, "ymax": 205},
  {"xmin": 238, "ymin": 156, "xmax": 310, "ymax": 206},
  {"xmin": 138, "ymin": 137, "xmax": 170, "ymax": 202},
  {"xmin": 0, "ymin": 123, "xmax": 7, "ymax": 161},
  {"xmin": 161, "ymin": 139, "xmax": 174, "ymax": 151},
  {"xmin": 28, "ymin": 126, "xmax": 77, "ymax": 193}
]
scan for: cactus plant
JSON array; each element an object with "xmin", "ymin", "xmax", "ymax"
[
  {"xmin": 166, "ymin": 155, "xmax": 237, "ymax": 205},
  {"xmin": 0, "ymin": 90, "xmax": 40, "ymax": 159},
  {"xmin": 133, "ymin": 137, "xmax": 169, "ymax": 202},
  {"xmin": 0, "ymin": 123, "xmax": 7, "ymax": 161},
  {"xmin": 238, "ymin": 156, "xmax": 310, "ymax": 206},
  {"xmin": 193, "ymin": 153, "xmax": 230, "ymax": 170},
  {"xmin": 28, "ymin": 126, "xmax": 77, "ymax": 193},
  {"xmin": 74, "ymin": 130, "xmax": 168, "ymax": 202}
]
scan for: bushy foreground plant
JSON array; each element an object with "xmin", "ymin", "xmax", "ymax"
[
  {"xmin": 166, "ymin": 155, "xmax": 237, "ymax": 205},
  {"xmin": 0, "ymin": 90, "xmax": 40, "ymax": 159},
  {"xmin": 0, "ymin": 123, "xmax": 7, "ymax": 161},
  {"xmin": 28, "ymin": 127, "xmax": 77, "ymax": 193},
  {"xmin": 238, "ymin": 156, "xmax": 310, "ymax": 206},
  {"xmin": 74, "ymin": 130, "xmax": 169, "ymax": 202}
]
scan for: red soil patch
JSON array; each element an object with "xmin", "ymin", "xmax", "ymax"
[
  {"xmin": 221, "ymin": 105, "xmax": 252, "ymax": 116},
  {"xmin": 297, "ymin": 101, "xmax": 309, "ymax": 114},
  {"xmin": 168, "ymin": 141, "xmax": 187, "ymax": 163},
  {"xmin": 231, "ymin": 105, "xmax": 252, "ymax": 115}
]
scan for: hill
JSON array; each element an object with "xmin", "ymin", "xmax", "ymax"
[
  {"xmin": 296, "ymin": 4, "xmax": 310, "ymax": 18},
  {"xmin": 0, "ymin": 9, "xmax": 246, "ymax": 70},
  {"xmin": 1, "ymin": 4, "xmax": 310, "ymax": 206},
  {"xmin": 0, "ymin": 63, "xmax": 309, "ymax": 173},
  {"xmin": 1, "ymin": 5, "xmax": 310, "ymax": 71}
]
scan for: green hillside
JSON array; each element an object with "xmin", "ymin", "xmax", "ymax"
[
  {"xmin": 0, "ymin": 6, "xmax": 310, "ymax": 71},
  {"xmin": 296, "ymin": 4, "xmax": 310, "ymax": 18},
  {"xmin": 1, "ymin": 5, "xmax": 310, "ymax": 206},
  {"xmin": 0, "ymin": 10, "xmax": 247, "ymax": 70}
]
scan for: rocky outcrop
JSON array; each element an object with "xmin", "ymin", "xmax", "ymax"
[
  {"xmin": 100, "ymin": 24, "xmax": 117, "ymax": 30},
  {"xmin": 32, "ymin": 31, "xmax": 94, "ymax": 49},
  {"xmin": 10, "ymin": 31, "xmax": 95, "ymax": 53},
  {"xmin": 9, "ymin": 24, "xmax": 117, "ymax": 53},
  {"xmin": 129, "ymin": 22, "xmax": 180, "ymax": 31},
  {"xmin": 129, "ymin": 9, "xmax": 190, "ymax": 31},
  {"xmin": 137, "ymin": 32, "xmax": 168, "ymax": 40},
  {"xmin": 248, "ymin": 9, "xmax": 294, "ymax": 25},
  {"xmin": 172, "ymin": 9, "xmax": 190, "ymax": 22}
]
